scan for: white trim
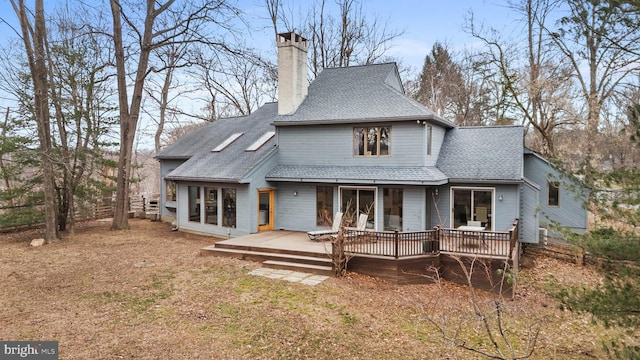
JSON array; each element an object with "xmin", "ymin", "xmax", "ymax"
[{"xmin": 450, "ymin": 186, "xmax": 495, "ymax": 230}]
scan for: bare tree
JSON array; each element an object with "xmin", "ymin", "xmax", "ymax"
[
  {"xmin": 466, "ymin": 4, "xmax": 577, "ymax": 157},
  {"xmin": 266, "ymin": 0, "xmax": 403, "ymax": 78},
  {"xmin": 416, "ymin": 257, "xmax": 539, "ymax": 359},
  {"xmin": 11, "ymin": 0, "xmax": 59, "ymax": 242},
  {"xmin": 108, "ymin": 0, "xmax": 241, "ymax": 230},
  {"xmin": 190, "ymin": 48, "xmax": 277, "ymax": 120},
  {"xmin": 546, "ymin": 0, "xmax": 640, "ymax": 172}
]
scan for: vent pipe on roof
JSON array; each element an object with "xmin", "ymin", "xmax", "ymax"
[{"xmin": 277, "ymin": 32, "xmax": 308, "ymax": 115}]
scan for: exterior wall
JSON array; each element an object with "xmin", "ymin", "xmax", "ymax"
[
  {"xmin": 524, "ymin": 154, "xmax": 589, "ymax": 233},
  {"xmin": 273, "ymin": 183, "xmax": 430, "ymax": 232},
  {"xmin": 520, "ymin": 180, "xmax": 541, "ymax": 243},
  {"xmin": 424, "ymin": 124, "xmax": 446, "ymax": 167},
  {"xmin": 159, "ymin": 159, "xmax": 186, "ymax": 221},
  {"xmin": 277, "ymin": 122, "xmax": 444, "ymax": 167},
  {"xmin": 273, "ymin": 182, "xmax": 320, "ymax": 231}
]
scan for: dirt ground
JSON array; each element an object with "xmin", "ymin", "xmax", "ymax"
[{"xmin": 0, "ymin": 219, "xmax": 636, "ymax": 359}]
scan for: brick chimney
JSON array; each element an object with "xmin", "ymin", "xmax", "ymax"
[{"xmin": 277, "ymin": 32, "xmax": 308, "ymax": 115}]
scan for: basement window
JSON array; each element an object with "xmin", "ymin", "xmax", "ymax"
[
  {"xmin": 212, "ymin": 133, "xmax": 243, "ymax": 152},
  {"xmin": 246, "ymin": 131, "xmax": 275, "ymax": 151}
]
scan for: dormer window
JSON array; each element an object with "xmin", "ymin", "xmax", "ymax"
[
  {"xmin": 212, "ymin": 133, "xmax": 243, "ymax": 152},
  {"xmin": 353, "ymin": 127, "xmax": 390, "ymax": 157}
]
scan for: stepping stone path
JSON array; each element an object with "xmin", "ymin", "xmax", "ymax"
[{"xmin": 249, "ymin": 268, "xmax": 329, "ymax": 286}]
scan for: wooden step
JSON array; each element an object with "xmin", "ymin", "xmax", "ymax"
[
  {"xmin": 201, "ymin": 246, "xmax": 333, "ymax": 267},
  {"xmin": 262, "ymin": 260, "xmax": 334, "ymax": 276},
  {"xmin": 212, "ymin": 242, "xmax": 331, "ymax": 258}
]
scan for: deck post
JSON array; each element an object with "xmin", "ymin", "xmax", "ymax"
[{"xmin": 394, "ymin": 230, "xmax": 399, "ymax": 259}]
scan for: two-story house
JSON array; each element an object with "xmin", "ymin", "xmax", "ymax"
[{"xmin": 156, "ymin": 32, "xmax": 588, "ymax": 245}]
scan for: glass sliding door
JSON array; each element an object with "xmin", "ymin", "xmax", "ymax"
[
  {"xmin": 451, "ymin": 187, "xmax": 493, "ymax": 230},
  {"xmin": 339, "ymin": 187, "xmax": 376, "ymax": 229},
  {"xmin": 383, "ymin": 188, "xmax": 403, "ymax": 231}
]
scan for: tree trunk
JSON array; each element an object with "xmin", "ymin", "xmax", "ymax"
[
  {"xmin": 12, "ymin": 0, "xmax": 59, "ymax": 242},
  {"xmin": 110, "ymin": 0, "xmax": 157, "ymax": 230}
]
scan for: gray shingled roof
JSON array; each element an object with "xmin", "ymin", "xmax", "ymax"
[
  {"xmin": 161, "ymin": 103, "xmax": 278, "ymax": 182},
  {"xmin": 266, "ymin": 165, "xmax": 448, "ymax": 185},
  {"xmin": 436, "ymin": 126, "xmax": 524, "ymax": 181},
  {"xmin": 273, "ymin": 63, "xmax": 454, "ymax": 128}
]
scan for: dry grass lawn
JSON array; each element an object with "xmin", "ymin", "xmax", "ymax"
[{"xmin": 1, "ymin": 219, "xmax": 636, "ymax": 359}]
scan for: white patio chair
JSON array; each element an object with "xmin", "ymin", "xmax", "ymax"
[{"xmin": 307, "ymin": 212, "xmax": 343, "ymax": 241}]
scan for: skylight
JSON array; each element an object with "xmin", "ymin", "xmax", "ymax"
[
  {"xmin": 211, "ymin": 133, "xmax": 243, "ymax": 152},
  {"xmin": 245, "ymin": 131, "xmax": 275, "ymax": 152}
]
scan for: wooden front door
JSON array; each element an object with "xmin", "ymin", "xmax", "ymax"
[{"xmin": 258, "ymin": 189, "xmax": 274, "ymax": 231}]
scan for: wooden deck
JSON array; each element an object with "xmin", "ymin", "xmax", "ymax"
[{"xmin": 201, "ymin": 221, "xmax": 519, "ymax": 295}]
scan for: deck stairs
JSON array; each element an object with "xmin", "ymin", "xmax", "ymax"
[{"xmin": 201, "ymin": 242, "xmax": 334, "ymax": 276}]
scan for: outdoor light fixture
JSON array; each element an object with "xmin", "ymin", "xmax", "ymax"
[
  {"xmin": 293, "ymin": 191, "xmax": 298, "ymax": 196},
  {"xmin": 434, "ymin": 189, "xmax": 438, "ymax": 196},
  {"xmin": 499, "ymin": 194, "xmax": 503, "ymax": 201}
]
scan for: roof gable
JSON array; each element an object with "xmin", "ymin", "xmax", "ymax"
[{"xmin": 273, "ymin": 63, "xmax": 454, "ymax": 128}]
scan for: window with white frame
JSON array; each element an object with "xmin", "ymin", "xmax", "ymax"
[{"xmin": 451, "ymin": 187, "xmax": 494, "ymax": 230}]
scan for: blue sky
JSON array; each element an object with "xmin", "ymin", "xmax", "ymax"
[
  {"xmin": 240, "ymin": 0, "xmax": 521, "ymax": 71},
  {"xmin": 0, "ymin": 0, "xmax": 519, "ymax": 72}
]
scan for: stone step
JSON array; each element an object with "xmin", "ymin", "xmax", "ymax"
[
  {"xmin": 262, "ymin": 260, "xmax": 334, "ymax": 276},
  {"xmin": 201, "ymin": 246, "xmax": 332, "ymax": 267}
]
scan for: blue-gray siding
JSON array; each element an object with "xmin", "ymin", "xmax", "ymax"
[
  {"xmin": 277, "ymin": 122, "xmax": 441, "ymax": 167},
  {"xmin": 524, "ymin": 154, "xmax": 588, "ymax": 232},
  {"xmin": 521, "ymin": 180, "xmax": 541, "ymax": 243}
]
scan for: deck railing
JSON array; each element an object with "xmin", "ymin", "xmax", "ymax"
[
  {"xmin": 342, "ymin": 230, "xmax": 439, "ymax": 258},
  {"xmin": 340, "ymin": 219, "xmax": 519, "ymax": 259}
]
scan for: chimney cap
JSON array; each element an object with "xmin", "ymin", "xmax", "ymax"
[{"xmin": 277, "ymin": 32, "xmax": 307, "ymax": 43}]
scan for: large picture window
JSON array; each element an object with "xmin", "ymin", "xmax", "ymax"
[
  {"xmin": 316, "ymin": 186, "xmax": 334, "ymax": 227},
  {"xmin": 205, "ymin": 187, "xmax": 218, "ymax": 225},
  {"xmin": 188, "ymin": 186, "xmax": 201, "ymax": 223},
  {"xmin": 340, "ymin": 186, "xmax": 375, "ymax": 229},
  {"xmin": 353, "ymin": 127, "xmax": 390, "ymax": 157},
  {"xmin": 222, "ymin": 188, "xmax": 236, "ymax": 228},
  {"xmin": 452, "ymin": 187, "xmax": 493, "ymax": 230},
  {"xmin": 383, "ymin": 188, "xmax": 403, "ymax": 231}
]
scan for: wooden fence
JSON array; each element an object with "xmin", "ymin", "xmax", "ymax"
[{"xmin": 0, "ymin": 195, "xmax": 158, "ymax": 232}]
